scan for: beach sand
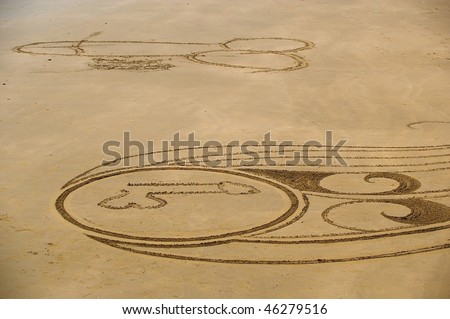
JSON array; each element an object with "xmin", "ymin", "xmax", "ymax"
[{"xmin": 1, "ymin": 0, "xmax": 449, "ymax": 298}]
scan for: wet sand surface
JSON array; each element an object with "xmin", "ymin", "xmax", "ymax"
[{"xmin": 1, "ymin": 0, "xmax": 449, "ymax": 298}]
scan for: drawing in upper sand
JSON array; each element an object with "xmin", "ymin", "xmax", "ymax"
[{"xmin": 14, "ymin": 36, "xmax": 314, "ymax": 72}]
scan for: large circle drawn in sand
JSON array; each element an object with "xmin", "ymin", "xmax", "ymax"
[{"xmin": 56, "ymin": 167, "xmax": 300, "ymax": 242}]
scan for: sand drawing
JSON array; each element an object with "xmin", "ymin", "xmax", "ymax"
[
  {"xmin": 55, "ymin": 143, "xmax": 450, "ymax": 264},
  {"xmin": 14, "ymin": 36, "xmax": 314, "ymax": 72},
  {"xmin": 98, "ymin": 181, "xmax": 260, "ymax": 210}
]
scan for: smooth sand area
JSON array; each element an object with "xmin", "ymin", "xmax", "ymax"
[{"xmin": 1, "ymin": 0, "xmax": 449, "ymax": 298}]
